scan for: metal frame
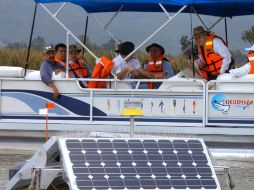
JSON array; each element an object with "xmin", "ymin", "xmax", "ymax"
[
  {"xmin": 40, "ymin": 3, "xmax": 102, "ymax": 79},
  {"xmin": 91, "ymin": 4, "xmax": 124, "ymax": 45},
  {"xmin": 91, "ymin": 14, "xmax": 121, "ymax": 45},
  {"xmin": 89, "ymin": 3, "xmax": 187, "ymax": 74},
  {"xmin": 119, "ymin": 4, "xmax": 187, "ymax": 66},
  {"xmin": 191, "ymin": 6, "xmax": 209, "ymax": 30},
  {"xmin": 4, "ymin": 137, "xmax": 58, "ymax": 190},
  {"xmin": 39, "ymin": 168, "xmax": 62, "ymax": 189},
  {"xmin": 67, "ymin": 77, "xmax": 205, "ymax": 125}
]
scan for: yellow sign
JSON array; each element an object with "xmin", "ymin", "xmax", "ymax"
[{"xmin": 122, "ymin": 108, "xmax": 143, "ymax": 116}]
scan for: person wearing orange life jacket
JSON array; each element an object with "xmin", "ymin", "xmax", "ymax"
[
  {"xmin": 68, "ymin": 45, "xmax": 92, "ymax": 88},
  {"xmin": 144, "ymin": 43, "xmax": 174, "ymax": 89},
  {"xmin": 112, "ymin": 41, "xmax": 155, "ymax": 88},
  {"xmin": 55, "ymin": 43, "xmax": 67, "ymax": 67},
  {"xmin": 193, "ymin": 26, "xmax": 235, "ymax": 81},
  {"xmin": 229, "ymin": 45, "xmax": 254, "ymax": 77}
]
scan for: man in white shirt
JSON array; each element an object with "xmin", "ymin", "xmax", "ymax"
[
  {"xmin": 230, "ymin": 45, "xmax": 254, "ymax": 78},
  {"xmin": 192, "ymin": 26, "xmax": 234, "ymax": 80},
  {"xmin": 112, "ymin": 42, "xmax": 155, "ymax": 83}
]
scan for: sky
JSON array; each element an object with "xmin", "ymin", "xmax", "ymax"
[{"xmin": 0, "ymin": 0, "xmax": 253, "ymax": 54}]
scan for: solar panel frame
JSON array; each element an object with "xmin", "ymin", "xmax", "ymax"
[{"xmin": 58, "ymin": 138, "xmax": 221, "ymax": 190}]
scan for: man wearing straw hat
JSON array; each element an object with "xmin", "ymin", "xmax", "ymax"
[
  {"xmin": 193, "ymin": 26, "xmax": 234, "ymax": 80},
  {"xmin": 229, "ymin": 44, "xmax": 254, "ymax": 77}
]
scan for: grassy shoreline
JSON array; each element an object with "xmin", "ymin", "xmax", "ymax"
[{"xmin": 0, "ymin": 47, "xmax": 187, "ymax": 72}]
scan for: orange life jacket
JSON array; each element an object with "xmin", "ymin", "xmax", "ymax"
[
  {"xmin": 55, "ymin": 56, "xmax": 66, "ymax": 67},
  {"xmin": 69, "ymin": 58, "xmax": 90, "ymax": 88},
  {"xmin": 146, "ymin": 55, "xmax": 168, "ymax": 89},
  {"xmin": 88, "ymin": 56, "xmax": 113, "ymax": 88},
  {"xmin": 69, "ymin": 58, "xmax": 89, "ymax": 79},
  {"xmin": 198, "ymin": 34, "xmax": 227, "ymax": 80},
  {"xmin": 247, "ymin": 53, "xmax": 254, "ymax": 74}
]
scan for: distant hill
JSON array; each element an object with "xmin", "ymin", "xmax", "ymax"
[{"xmin": 0, "ymin": 0, "xmax": 253, "ymax": 54}]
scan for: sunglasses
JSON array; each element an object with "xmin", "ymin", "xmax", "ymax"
[{"xmin": 45, "ymin": 46, "xmax": 55, "ymax": 51}]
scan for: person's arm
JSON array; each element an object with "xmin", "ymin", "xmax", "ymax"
[
  {"xmin": 116, "ymin": 67, "xmax": 129, "ymax": 80},
  {"xmin": 229, "ymin": 63, "xmax": 250, "ymax": 78},
  {"xmin": 40, "ymin": 63, "xmax": 53, "ymax": 85},
  {"xmin": 213, "ymin": 38, "xmax": 232, "ymax": 73},
  {"xmin": 85, "ymin": 64, "xmax": 92, "ymax": 77},
  {"xmin": 116, "ymin": 66, "xmax": 140, "ymax": 79},
  {"xmin": 137, "ymin": 67, "xmax": 155, "ymax": 78},
  {"xmin": 162, "ymin": 61, "xmax": 174, "ymax": 78},
  {"xmin": 48, "ymin": 82, "xmax": 59, "ymax": 99},
  {"xmin": 40, "ymin": 63, "xmax": 60, "ymax": 99}
]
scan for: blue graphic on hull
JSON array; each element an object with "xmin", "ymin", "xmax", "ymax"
[
  {"xmin": 2, "ymin": 90, "xmax": 107, "ymax": 117},
  {"xmin": 3, "ymin": 92, "xmax": 69, "ymax": 115}
]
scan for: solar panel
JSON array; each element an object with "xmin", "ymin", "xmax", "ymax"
[{"xmin": 59, "ymin": 138, "xmax": 220, "ymax": 190}]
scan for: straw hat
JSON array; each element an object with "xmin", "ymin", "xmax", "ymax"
[{"xmin": 193, "ymin": 26, "xmax": 207, "ymax": 39}]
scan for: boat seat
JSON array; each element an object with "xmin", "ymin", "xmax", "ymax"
[
  {"xmin": 25, "ymin": 70, "xmax": 66, "ymax": 80},
  {"xmin": 0, "ymin": 66, "xmax": 25, "ymax": 78},
  {"xmin": 216, "ymin": 73, "xmax": 254, "ymax": 90},
  {"xmin": 174, "ymin": 67, "xmax": 203, "ymax": 79},
  {"xmin": 158, "ymin": 78, "xmax": 204, "ymax": 91},
  {"xmin": 158, "ymin": 68, "xmax": 205, "ymax": 91}
]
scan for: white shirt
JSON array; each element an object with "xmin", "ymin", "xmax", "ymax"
[
  {"xmin": 229, "ymin": 63, "xmax": 251, "ymax": 78},
  {"xmin": 199, "ymin": 37, "xmax": 232, "ymax": 73},
  {"xmin": 112, "ymin": 54, "xmax": 141, "ymax": 79}
]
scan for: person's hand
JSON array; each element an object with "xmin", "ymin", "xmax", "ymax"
[
  {"xmin": 125, "ymin": 66, "xmax": 139, "ymax": 77},
  {"xmin": 54, "ymin": 69, "xmax": 62, "ymax": 75},
  {"xmin": 52, "ymin": 86, "xmax": 59, "ymax": 99},
  {"xmin": 48, "ymin": 83, "xmax": 60, "ymax": 99},
  {"xmin": 168, "ymin": 57, "xmax": 175, "ymax": 64},
  {"xmin": 129, "ymin": 69, "xmax": 139, "ymax": 77},
  {"xmin": 146, "ymin": 73, "xmax": 155, "ymax": 79},
  {"xmin": 125, "ymin": 66, "xmax": 135, "ymax": 73},
  {"xmin": 53, "ymin": 88, "xmax": 59, "ymax": 99}
]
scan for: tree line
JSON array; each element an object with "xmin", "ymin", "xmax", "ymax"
[{"xmin": 4, "ymin": 25, "xmax": 254, "ymax": 66}]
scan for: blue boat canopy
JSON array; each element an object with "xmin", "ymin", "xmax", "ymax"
[{"xmin": 35, "ymin": 0, "xmax": 254, "ymax": 17}]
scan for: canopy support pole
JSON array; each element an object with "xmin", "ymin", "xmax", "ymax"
[
  {"xmin": 104, "ymin": 4, "xmax": 124, "ymax": 30},
  {"xmin": 191, "ymin": 6, "xmax": 208, "ymax": 30},
  {"xmin": 120, "ymin": 5, "xmax": 187, "ymax": 65},
  {"xmin": 224, "ymin": 18, "xmax": 228, "ymax": 45},
  {"xmin": 40, "ymin": 3, "xmax": 100, "ymax": 63},
  {"xmin": 54, "ymin": 3, "xmax": 66, "ymax": 17},
  {"xmin": 90, "ymin": 5, "xmax": 124, "ymax": 45},
  {"xmin": 66, "ymin": 32, "xmax": 70, "ymax": 79},
  {"xmin": 190, "ymin": 12, "xmax": 195, "ymax": 78},
  {"xmin": 159, "ymin": 4, "xmax": 171, "ymax": 18},
  {"xmin": 24, "ymin": 3, "xmax": 38, "ymax": 77},
  {"xmin": 82, "ymin": 15, "xmax": 89, "ymax": 59},
  {"xmin": 91, "ymin": 14, "xmax": 120, "ymax": 44}
]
